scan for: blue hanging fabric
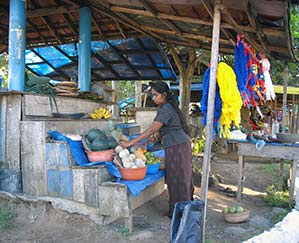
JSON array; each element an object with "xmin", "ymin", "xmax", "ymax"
[
  {"xmin": 200, "ymin": 67, "xmax": 222, "ymax": 138},
  {"xmin": 234, "ymin": 37, "xmax": 250, "ymax": 106}
]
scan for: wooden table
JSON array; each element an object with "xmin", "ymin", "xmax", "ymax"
[{"xmin": 237, "ymin": 142, "xmax": 299, "ymax": 207}]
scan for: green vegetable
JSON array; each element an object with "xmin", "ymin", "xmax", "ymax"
[
  {"xmin": 223, "ymin": 207, "xmax": 229, "ymax": 214},
  {"xmin": 107, "ymin": 136, "xmax": 117, "ymax": 149},
  {"xmin": 90, "ymin": 138, "xmax": 109, "ymax": 151},
  {"xmin": 236, "ymin": 206, "xmax": 244, "ymax": 213},
  {"xmin": 229, "ymin": 207, "xmax": 236, "ymax": 213},
  {"xmin": 87, "ymin": 128, "xmax": 106, "ymax": 143}
]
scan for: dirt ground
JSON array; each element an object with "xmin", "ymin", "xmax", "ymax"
[{"xmin": 0, "ymin": 151, "xmax": 291, "ymax": 243}]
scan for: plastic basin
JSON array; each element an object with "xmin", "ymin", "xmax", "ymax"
[
  {"xmin": 146, "ymin": 163, "xmax": 160, "ymax": 174},
  {"xmin": 119, "ymin": 167, "xmax": 147, "ymax": 180},
  {"xmin": 85, "ymin": 149, "xmax": 114, "ymax": 162}
]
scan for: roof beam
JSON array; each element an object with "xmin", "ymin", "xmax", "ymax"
[
  {"xmin": 139, "ymin": 0, "xmax": 182, "ymax": 35},
  {"xmin": 30, "ymin": 0, "xmax": 64, "ymax": 44},
  {"xmin": 219, "ymin": 4, "xmax": 271, "ymax": 57},
  {"xmin": 142, "ymin": 25, "xmax": 232, "ymax": 46},
  {"xmin": 111, "ymin": 5, "xmax": 286, "ymax": 38},
  {"xmin": 200, "ymin": 0, "xmax": 235, "ymax": 46},
  {"xmin": 242, "ymin": 0, "xmax": 267, "ymax": 50},
  {"xmin": 27, "ymin": 5, "xmax": 78, "ymax": 18},
  {"xmin": 91, "ymin": 13, "xmax": 105, "ymax": 39},
  {"xmin": 93, "ymin": 1, "xmax": 197, "ymax": 47}
]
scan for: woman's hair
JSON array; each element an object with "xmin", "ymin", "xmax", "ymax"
[{"xmin": 151, "ymin": 82, "xmax": 189, "ymax": 135}]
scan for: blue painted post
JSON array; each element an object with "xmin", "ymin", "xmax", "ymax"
[
  {"xmin": 78, "ymin": 6, "xmax": 91, "ymax": 92},
  {"xmin": 8, "ymin": 0, "xmax": 26, "ymax": 91}
]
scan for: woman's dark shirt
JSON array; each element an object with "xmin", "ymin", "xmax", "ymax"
[{"xmin": 154, "ymin": 102, "xmax": 190, "ymax": 148}]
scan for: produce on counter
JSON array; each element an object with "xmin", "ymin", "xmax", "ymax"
[
  {"xmin": 89, "ymin": 107, "xmax": 111, "ymax": 119},
  {"xmin": 144, "ymin": 151, "xmax": 160, "ymax": 164},
  {"xmin": 222, "ymin": 206, "xmax": 245, "ymax": 214},
  {"xmin": 83, "ymin": 128, "xmax": 117, "ymax": 151},
  {"xmin": 113, "ymin": 145, "xmax": 146, "ymax": 168}
]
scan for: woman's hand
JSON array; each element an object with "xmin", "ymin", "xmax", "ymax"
[{"xmin": 118, "ymin": 140, "xmax": 134, "ymax": 148}]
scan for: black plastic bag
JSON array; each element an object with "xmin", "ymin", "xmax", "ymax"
[{"xmin": 170, "ymin": 200, "xmax": 204, "ymax": 243}]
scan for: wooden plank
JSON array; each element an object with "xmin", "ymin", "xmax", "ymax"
[
  {"xmin": 278, "ymin": 159, "xmax": 284, "ymax": 191},
  {"xmin": 6, "ymin": 94, "xmax": 22, "ymax": 170},
  {"xmin": 20, "ymin": 121, "xmax": 47, "ymax": 195},
  {"xmin": 237, "ymin": 155, "xmax": 244, "ymax": 201},
  {"xmin": 23, "ymin": 94, "xmax": 100, "ymax": 117},
  {"xmin": 289, "ymin": 160, "xmax": 298, "ymax": 208},
  {"xmin": 238, "ymin": 143, "xmax": 299, "ymax": 161},
  {"xmin": 200, "ymin": 0, "xmax": 221, "ymax": 240}
]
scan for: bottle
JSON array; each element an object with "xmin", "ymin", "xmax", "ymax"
[{"xmin": 272, "ymin": 120, "xmax": 280, "ymax": 138}]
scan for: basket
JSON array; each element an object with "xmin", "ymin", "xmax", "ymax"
[
  {"xmin": 119, "ymin": 167, "xmax": 147, "ymax": 180},
  {"xmin": 85, "ymin": 149, "xmax": 114, "ymax": 162},
  {"xmin": 223, "ymin": 209, "xmax": 250, "ymax": 223},
  {"xmin": 146, "ymin": 163, "xmax": 160, "ymax": 174}
]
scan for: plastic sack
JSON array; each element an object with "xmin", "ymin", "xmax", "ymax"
[{"xmin": 170, "ymin": 200, "xmax": 204, "ymax": 243}]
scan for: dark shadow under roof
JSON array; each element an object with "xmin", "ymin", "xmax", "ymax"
[{"xmin": 25, "ymin": 37, "xmax": 177, "ymax": 81}]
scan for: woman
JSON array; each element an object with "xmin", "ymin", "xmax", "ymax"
[{"xmin": 119, "ymin": 82, "xmax": 194, "ymax": 217}]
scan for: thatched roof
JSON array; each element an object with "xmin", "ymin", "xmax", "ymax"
[{"xmin": 0, "ymin": 0, "xmax": 297, "ymax": 62}]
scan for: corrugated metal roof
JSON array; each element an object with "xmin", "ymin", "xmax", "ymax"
[{"xmin": 25, "ymin": 37, "xmax": 177, "ymax": 81}]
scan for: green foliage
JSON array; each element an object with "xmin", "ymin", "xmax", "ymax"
[
  {"xmin": 104, "ymin": 80, "xmax": 137, "ymax": 100},
  {"xmin": 192, "ymin": 138, "xmax": 205, "ymax": 154},
  {"xmin": 117, "ymin": 226, "xmax": 129, "ymax": 237},
  {"xmin": 0, "ymin": 53, "xmax": 8, "ymax": 88},
  {"xmin": 0, "ymin": 204, "xmax": 14, "ymax": 230},
  {"xmin": 272, "ymin": 209, "xmax": 289, "ymax": 224},
  {"xmin": 264, "ymin": 184, "xmax": 290, "ymax": 208}
]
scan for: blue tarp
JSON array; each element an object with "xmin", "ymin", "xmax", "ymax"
[
  {"xmin": 48, "ymin": 131, "xmax": 165, "ymax": 197},
  {"xmin": 26, "ymin": 37, "xmax": 177, "ymax": 81}
]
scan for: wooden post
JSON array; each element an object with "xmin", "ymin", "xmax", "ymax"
[
  {"xmin": 278, "ymin": 159, "xmax": 284, "ymax": 191},
  {"xmin": 200, "ymin": 0, "xmax": 221, "ymax": 240},
  {"xmin": 112, "ymin": 81, "xmax": 119, "ymax": 119},
  {"xmin": 282, "ymin": 63, "xmax": 288, "ymax": 133},
  {"xmin": 135, "ymin": 81, "xmax": 142, "ymax": 108}
]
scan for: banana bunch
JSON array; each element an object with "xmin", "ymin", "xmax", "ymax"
[{"xmin": 89, "ymin": 107, "xmax": 111, "ymax": 119}]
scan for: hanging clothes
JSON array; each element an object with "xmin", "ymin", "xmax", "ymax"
[
  {"xmin": 200, "ymin": 67, "xmax": 222, "ymax": 138},
  {"xmin": 261, "ymin": 57, "xmax": 275, "ymax": 101},
  {"xmin": 216, "ymin": 62, "xmax": 243, "ymax": 138}
]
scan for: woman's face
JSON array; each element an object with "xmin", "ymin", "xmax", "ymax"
[{"xmin": 151, "ymin": 88, "xmax": 166, "ymax": 105}]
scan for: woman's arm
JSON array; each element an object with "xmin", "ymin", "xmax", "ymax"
[{"xmin": 119, "ymin": 121, "xmax": 163, "ymax": 148}]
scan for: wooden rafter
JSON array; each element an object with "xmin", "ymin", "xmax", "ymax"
[
  {"xmin": 242, "ymin": 0, "xmax": 267, "ymax": 50},
  {"xmin": 200, "ymin": 0, "xmax": 235, "ymax": 46},
  {"xmin": 110, "ymin": 5, "xmax": 287, "ymax": 38},
  {"xmin": 91, "ymin": 13, "xmax": 105, "ymax": 39},
  {"xmin": 219, "ymin": 4, "xmax": 271, "ymax": 57},
  {"xmin": 113, "ymin": 19, "xmax": 127, "ymax": 39},
  {"xmin": 142, "ymin": 25, "xmax": 231, "ymax": 46},
  {"xmin": 93, "ymin": 1, "xmax": 197, "ymax": 47},
  {"xmin": 27, "ymin": 5, "xmax": 78, "ymax": 18},
  {"xmin": 136, "ymin": 38, "xmax": 163, "ymax": 80},
  {"xmin": 30, "ymin": 0, "xmax": 64, "ymax": 45}
]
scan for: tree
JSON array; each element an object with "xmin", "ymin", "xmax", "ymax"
[
  {"xmin": 167, "ymin": 45, "xmax": 209, "ymax": 120},
  {"xmin": 0, "ymin": 53, "xmax": 8, "ymax": 88}
]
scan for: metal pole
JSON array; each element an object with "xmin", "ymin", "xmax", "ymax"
[
  {"xmin": 8, "ymin": 0, "xmax": 26, "ymax": 91},
  {"xmin": 78, "ymin": 6, "xmax": 91, "ymax": 92},
  {"xmin": 282, "ymin": 63, "xmax": 288, "ymax": 132},
  {"xmin": 200, "ymin": 0, "xmax": 221, "ymax": 241}
]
